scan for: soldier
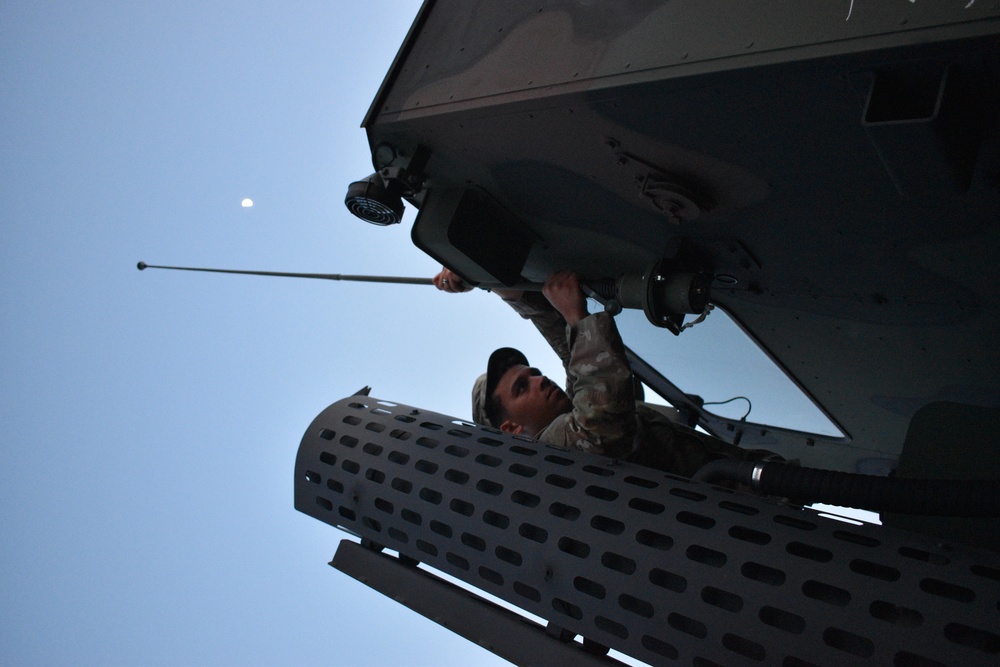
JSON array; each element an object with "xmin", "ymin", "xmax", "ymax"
[{"xmin": 433, "ymin": 268, "xmax": 777, "ymax": 478}]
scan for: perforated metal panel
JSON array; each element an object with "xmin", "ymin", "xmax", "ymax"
[{"xmin": 295, "ymin": 396, "xmax": 1000, "ymax": 666}]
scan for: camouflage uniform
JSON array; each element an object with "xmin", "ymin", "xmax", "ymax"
[{"xmin": 506, "ymin": 292, "xmax": 774, "ymax": 478}]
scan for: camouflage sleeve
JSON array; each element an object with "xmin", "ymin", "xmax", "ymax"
[
  {"xmin": 502, "ymin": 292, "xmax": 573, "ymax": 392},
  {"xmin": 536, "ymin": 312, "xmax": 636, "ymax": 457}
]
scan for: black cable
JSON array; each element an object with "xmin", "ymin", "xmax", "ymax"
[
  {"xmin": 702, "ymin": 396, "xmax": 752, "ymax": 421},
  {"xmin": 758, "ymin": 463, "xmax": 1000, "ymax": 517},
  {"xmin": 693, "ymin": 460, "xmax": 1000, "ymax": 517}
]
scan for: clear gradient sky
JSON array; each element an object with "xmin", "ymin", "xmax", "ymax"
[
  {"xmin": 1, "ymin": 3, "xmax": 857, "ymax": 665},
  {"xmin": 2, "ymin": 2, "xmax": 517, "ymax": 664}
]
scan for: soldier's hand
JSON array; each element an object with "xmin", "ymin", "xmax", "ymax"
[
  {"xmin": 432, "ymin": 267, "xmax": 473, "ymax": 293},
  {"xmin": 543, "ymin": 271, "xmax": 589, "ymax": 326}
]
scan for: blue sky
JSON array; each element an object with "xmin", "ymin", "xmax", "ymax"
[
  {"xmin": 1, "ymin": 3, "xmax": 860, "ymax": 665},
  {"xmin": 0, "ymin": 2, "xmax": 531, "ymax": 664}
]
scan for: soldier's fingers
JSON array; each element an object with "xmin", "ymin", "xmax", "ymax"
[{"xmin": 433, "ymin": 267, "xmax": 472, "ymax": 293}]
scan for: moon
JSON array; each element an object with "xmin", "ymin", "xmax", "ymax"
[{"xmin": 241, "ymin": 198, "xmax": 254, "ymax": 208}]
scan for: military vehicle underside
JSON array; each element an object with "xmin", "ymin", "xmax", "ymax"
[
  {"xmin": 359, "ymin": 0, "xmax": 1000, "ymax": 483},
  {"xmin": 299, "ymin": 1, "xmax": 1000, "ymax": 665}
]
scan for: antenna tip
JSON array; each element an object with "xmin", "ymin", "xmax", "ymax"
[{"xmin": 137, "ymin": 261, "xmax": 147, "ymax": 271}]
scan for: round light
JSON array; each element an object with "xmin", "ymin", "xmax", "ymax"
[
  {"xmin": 241, "ymin": 198, "xmax": 254, "ymax": 208},
  {"xmin": 345, "ymin": 176, "xmax": 403, "ymax": 225}
]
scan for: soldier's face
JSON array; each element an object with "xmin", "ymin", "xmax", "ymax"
[{"xmin": 493, "ymin": 364, "xmax": 572, "ymax": 435}]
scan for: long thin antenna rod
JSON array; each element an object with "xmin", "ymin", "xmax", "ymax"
[{"xmin": 136, "ymin": 261, "xmax": 434, "ymax": 286}]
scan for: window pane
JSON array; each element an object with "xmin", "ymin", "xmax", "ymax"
[{"xmin": 615, "ymin": 307, "xmax": 841, "ymax": 436}]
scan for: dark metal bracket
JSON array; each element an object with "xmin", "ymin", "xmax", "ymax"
[{"xmin": 331, "ymin": 539, "xmax": 628, "ymax": 667}]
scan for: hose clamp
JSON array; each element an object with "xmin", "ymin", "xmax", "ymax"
[{"xmin": 751, "ymin": 462, "xmax": 767, "ymax": 491}]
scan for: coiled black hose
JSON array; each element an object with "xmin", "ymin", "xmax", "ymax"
[{"xmin": 693, "ymin": 460, "xmax": 1000, "ymax": 517}]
